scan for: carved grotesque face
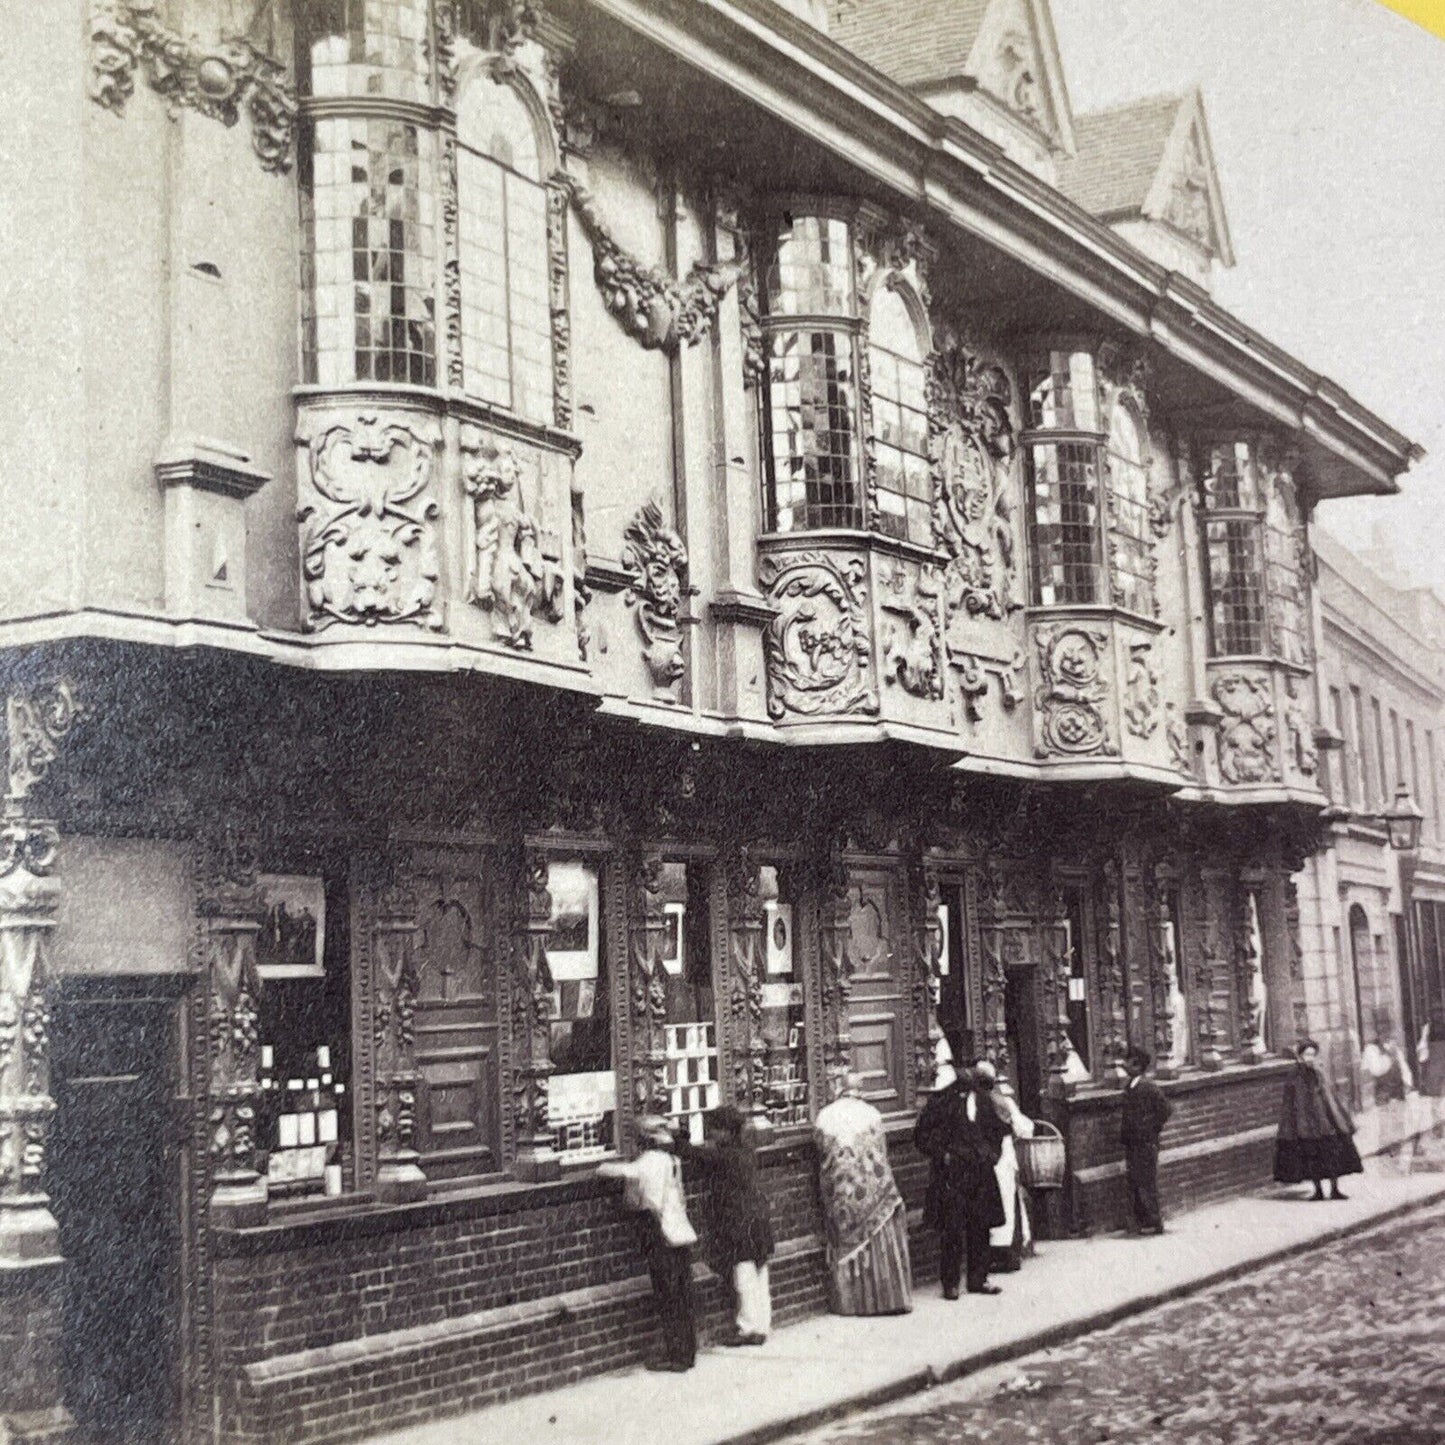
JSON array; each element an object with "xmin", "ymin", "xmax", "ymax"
[{"xmin": 645, "ymin": 552, "xmax": 682, "ymax": 613}]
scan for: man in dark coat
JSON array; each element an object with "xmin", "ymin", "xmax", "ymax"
[
  {"xmin": 915, "ymin": 1063, "xmax": 1009, "ymax": 1298},
  {"xmin": 1120, "ymin": 1046, "xmax": 1172, "ymax": 1235}
]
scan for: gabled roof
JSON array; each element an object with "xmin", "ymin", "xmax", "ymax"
[
  {"xmin": 828, "ymin": 0, "xmax": 1075, "ymax": 151},
  {"xmin": 1059, "ymin": 89, "xmax": 1235, "ymax": 265}
]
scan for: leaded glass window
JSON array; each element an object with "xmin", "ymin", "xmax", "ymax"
[
  {"xmin": 299, "ymin": 117, "xmax": 436, "ymax": 387},
  {"xmin": 867, "ymin": 287, "xmax": 931, "ymax": 545},
  {"xmin": 457, "ymin": 76, "xmax": 553, "ymax": 423},
  {"xmin": 299, "ymin": 0, "xmax": 430, "ymax": 103},
  {"xmin": 759, "ymin": 214, "xmax": 862, "ymax": 533},
  {"xmin": 1106, "ymin": 402, "xmax": 1154, "ymax": 615}
]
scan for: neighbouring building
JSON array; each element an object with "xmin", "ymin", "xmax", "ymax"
[
  {"xmin": 1297, "ymin": 530, "xmax": 1445, "ymax": 1148},
  {"xmin": 0, "ymin": 1, "xmax": 1423, "ymax": 1442}
]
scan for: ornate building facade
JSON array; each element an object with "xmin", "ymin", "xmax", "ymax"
[{"xmin": 0, "ymin": 0, "xmax": 1422, "ymax": 1441}]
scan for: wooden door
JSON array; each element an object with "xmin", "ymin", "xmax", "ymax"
[
  {"xmin": 845, "ymin": 864, "xmax": 908, "ymax": 1114},
  {"xmin": 409, "ymin": 848, "xmax": 502, "ymax": 1181}
]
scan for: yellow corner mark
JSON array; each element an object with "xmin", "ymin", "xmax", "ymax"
[{"xmin": 1374, "ymin": 0, "xmax": 1445, "ymax": 40}]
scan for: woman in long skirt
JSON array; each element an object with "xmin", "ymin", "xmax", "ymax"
[{"xmin": 1274, "ymin": 1038, "xmax": 1363, "ymax": 1200}]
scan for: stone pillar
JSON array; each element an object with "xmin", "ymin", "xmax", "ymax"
[
  {"xmin": 626, "ymin": 851, "xmax": 670, "ymax": 1119},
  {"xmin": 815, "ymin": 848, "xmax": 855, "ymax": 1103},
  {"xmin": 196, "ymin": 834, "xmax": 268, "ymax": 1228},
  {"xmin": 508, "ymin": 852, "xmax": 559, "ymax": 1181},
  {"xmin": 722, "ymin": 846, "xmax": 767, "ymax": 1125},
  {"xmin": 1096, "ymin": 860, "xmax": 1129, "ymax": 1081},
  {"xmin": 908, "ymin": 855, "xmax": 943, "ymax": 1099},
  {"xmin": 372, "ymin": 878, "xmax": 428, "ymax": 1201}
]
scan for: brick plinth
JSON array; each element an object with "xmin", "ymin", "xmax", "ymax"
[{"xmin": 0, "ymin": 1259, "xmax": 75, "ymax": 1441}]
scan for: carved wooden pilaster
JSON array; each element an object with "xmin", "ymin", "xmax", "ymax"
[
  {"xmin": 1121, "ymin": 851, "xmax": 1153, "ymax": 1058},
  {"xmin": 1097, "ymin": 860, "xmax": 1128, "ymax": 1081},
  {"xmin": 373, "ymin": 878, "xmax": 427, "ymax": 1200},
  {"xmin": 815, "ymin": 848, "xmax": 854, "ymax": 1103},
  {"xmin": 626, "ymin": 850, "xmax": 670, "ymax": 1118},
  {"xmin": 1235, "ymin": 873, "xmax": 1267, "ymax": 1063},
  {"xmin": 722, "ymin": 847, "xmax": 767, "ymax": 1123},
  {"xmin": 1150, "ymin": 862, "xmax": 1181, "ymax": 1080},
  {"xmin": 507, "ymin": 851, "xmax": 559, "ymax": 1180},
  {"xmin": 908, "ymin": 857, "xmax": 943, "ymax": 1100},
  {"xmin": 1042, "ymin": 876, "xmax": 1075, "ymax": 1097},
  {"xmin": 976, "ymin": 861, "xmax": 1010, "ymax": 1073},
  {"xmin": 1192, "ymin": 869, "xmax": 1225, "ymax": 1071},
  {"xmin": 196, "ymin": 832, "xmax": 267, "ymax": 1227},
  {"xmin": 1283, "ymin": 873, "xmax": 1308, "ymax": 1046}
]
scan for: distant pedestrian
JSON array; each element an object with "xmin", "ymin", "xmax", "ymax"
[
  {"xmin": 598, "ymin": 1114, "xmax": 698, "ymax": 1371},
  {"xmin": 1120, "ymin": 1046, "xmax": 1172, "ymax": 1235},
  {"xmin": 973, "ymin": 1060, "xmax": 1036, "ymax": 1272},
  {"xmin": 679, "ymin": 1105, "xmax": 774, "ymax": 1345},
  {"xmin": 1419, "ymin": 1018, "xmax": 1445, "ymax": 1136},
  {"xmin": 915, "ymin": 1061, "xmax": 1008, "ymax": 1298},
  {"xmin": 814, "ymin": 1072, "xmax": 913, "ymax": 1315},
  {"xmin": 1274, "ymin": 1039, "xmax": 1363, "ymax": 1201}
]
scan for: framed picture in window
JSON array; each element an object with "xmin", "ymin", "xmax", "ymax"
[
  {"xmin": 256, "ymin": 875, "xmax": 326, "ymax": 979},
  {"xmin": 548, "ymin": 861, "xmax": 599, "ymax": 982}
]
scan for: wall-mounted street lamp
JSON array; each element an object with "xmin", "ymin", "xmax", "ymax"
[{"xmin": 1383, "ymin": 784, "xmax": 1425, "ymax": 854}]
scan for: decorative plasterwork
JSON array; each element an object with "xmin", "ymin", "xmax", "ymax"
[
  {"xmin": 461, "ymin": 425, "xmax": 565, "ymax": 651},
  {"xmin": 758, "ymin": 552, "xmax": 879, "ymax": 722},
  {"xmin": 297, "ymin": 411, "xmax": 444, "ymax": 632},
  {"xmin": 5, "ymin": 683, "xmax": 81, "ymax": 808},
  {"xmin": 877, "ymin": 561, "xmax": 944, "ymax": 701},
  {"xmin": 559, "ymin": 174, "xmax": 748, "ymax": 354},
  {"xmin": 1282, "ymin": 675, "xmax": 1318, "ymax": 780},
  {"xmin": 930, "ymin": 336, "xmax": 1020, "ymax": 626},
  {"xmin": 1164, "ymin": 127, "xmax": 1211, "ymax": 251},
  {"xmin": 621, "ymin": 500, "xmax": 689, "ymax": 697},
  {"xmin": 954, "ymin": 651, "xmax": 1026, "ymax": 725},
  {"xmin": 1212, "ymin": 672, "xmax": 1279, "ymax": 785},
  {"xmin": 89, "ymin": 1, "xmax": 298, "ymax": 174},
  {"xmin": 1032, "ymin": 624, "xmax": 1116, "ymax": 758},
  {"xmin": 1122, "ymin": 641, "xmax": 1161, "ymax": 740},
  {"xmin": 1165, "ymin": 702, "xmax": 1191, "ymax": 775},
  {"xmin": 442, "ymin": 136, "xmax": 465, "ymax": 391}
]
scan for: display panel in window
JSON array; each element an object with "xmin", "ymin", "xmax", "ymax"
[
  {"xmin": 658, "ymin": 862, "xmax": 720, "ymax": 1143},
  {"xmin": 547, "ymin": 860, "xmax": 616, "ymax": 1161},
  {"xmin": 256, "ymin": 868, "xmax": 352, "ymax": 1200},
  {"xmin": 758, "ymin": 865, "xmax": 809, "ymax": 1128}
]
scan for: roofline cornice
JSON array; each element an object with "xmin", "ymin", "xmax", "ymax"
[{"xmin": 579, "ymin": 0, "xmax": 1422, "ymax": 489}]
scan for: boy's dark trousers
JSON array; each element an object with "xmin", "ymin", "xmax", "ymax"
[
  {"xmin": 644, "ymin": 1223, "xmax": 697, "ymax": 1367},
  {"xmin": 1125, "ymin": 1141, "xmax": 1163, "ymax": 1231},
  {"xmin": 938, "ymin": 1206, "xmax": 993, "ymax": 1293}
]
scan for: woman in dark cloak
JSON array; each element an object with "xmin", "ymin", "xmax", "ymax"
[{"xmin": 1274, "ymin": 1038, "xmax": 1363, "ymax": 1201}]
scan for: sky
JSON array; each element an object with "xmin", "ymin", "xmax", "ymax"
[{"xmin": 1050, "ymin": 0, "xmax": 1445, "ymax": 595}]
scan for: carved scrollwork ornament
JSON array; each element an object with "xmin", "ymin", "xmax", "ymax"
[
  {"xmin": 878, "ymin": 562, "xmax": 944, "ymax": 701},
  {"xmin": 1123, "ymin": 642, "xmax": 1162, "ymax": 740},
  {"xmin": 6, "ymin": 682, "xmax": 81, "ymax": 807},
  {"xmin": 621, "ymin": 500, "xmax": 689, "ymax": 696},
  {"xmin": 89, "ymin": 1, "xmax": 298, "ymax": 173},
  {"xmin": 1212, "ymin": 673, "xmax": 1279, "ymax": 784},
  {"xmin": 1033, "ymin": 625, "xmax": 1116, "ymax": 758}
]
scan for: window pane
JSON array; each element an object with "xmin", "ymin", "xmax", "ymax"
[
  {"xmin": 758, "ymin": 866, "xmax": 809, "ymax": 1128},
  {"xmin": 1107, "ymin": 403, "xmax": 1154, "ymax": 614},
  {"xmin": 1028, "ymin": 441, "xmax": 1103, "ymax": 605},
  {"xmin": 458, "ymin": 72, "xmax": 543, "ymax": 181},
  {"xmin": 1025, "ymin": 350, "xmax": 1100, "ymax": 432},
  {"xmin": 659, "ymin": 862, "xmax": 719, "ymax": 1144},
  {"xmin": 1205, "ymin": 517, "xmax": 1266, "ymax": 654},
  {"xmin": 867, "ymin": 288, "xmax": 931, "ymax": 546},
  {"xmin": 763, "ymin": 329, "xmax": 862, "ymax": 531},
  {"xmin": 764, "ymin": 214, "xmax": 854, "ymax": 317}
]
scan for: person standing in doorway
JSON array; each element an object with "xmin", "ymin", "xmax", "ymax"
[
  {"xmin": 973, "ymin": 1060, "xmax": 1036, "ymax": 1272},
  {"xmin": 598, "ymin": 1114, "xmax": 698, "ymax": 1372},
  {"xmin": 1120, "ymin": 1047, "xmax": 1172, "ymax": 1235},
  {"xmin": 1274, "ymin": 1038, "xmax": 1363, "ymax": 1201},
  {"xmin": 915, "ymin": 1061, "xmax": 1009, "ymax": 1298},
  {"xmin": 678, "ymin": 1105, "xmax": 774, "ymax": 1345}
]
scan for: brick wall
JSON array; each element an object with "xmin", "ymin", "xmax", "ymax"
[{"xmin": 213, "ymin": 1132, "xmax": 935, "ymax": 1445}]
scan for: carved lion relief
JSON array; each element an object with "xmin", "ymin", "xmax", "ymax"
[
  {"xmin": 1212, "ymin": 672, "xmax": 1280, "ymax": 784},
  {"xmin": 1033, "ymin": 624, "xmax": 1116, "ymax": 758},
  {"xmin": 297, "ymin": 412, "xmax": 444, "ymax": 631},
  {"xmin": 621, "ymin": 500, "xmax": 689, "ymax": 697},
  {"xmin": 460, "ymin": 426, "xmax": 564, "ymax": 651},
  {"xmin": 759, "ymin": 552, "xmax": 879, "ymax": 721}
]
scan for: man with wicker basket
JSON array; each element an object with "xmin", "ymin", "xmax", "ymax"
[{"xmin": 1121, "ymin": 1047, "xmax": 1172, "ymax": 1235}]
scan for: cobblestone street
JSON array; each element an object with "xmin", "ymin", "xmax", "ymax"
[{"xmin": 791, "ymin": 1202, "xmax": 1445, "ymax": 1445}]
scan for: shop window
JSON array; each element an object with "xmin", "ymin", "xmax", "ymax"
[
  {"xmin": 759, "ymin": 214, "xmax": 863, "ymax": 533},
  {"xmin": 299, "ymin": 116, "xmax": 437, "ymax": 388},
  {"xmin": 1060, "ymin": 885, "xmax": 1092, "ymax": 1076},
  {"xmin": 546, "ymin": 859, "xmax": 616, "ymax": 1160},
  {"xmin": 1105, "ymin": 400, "xmax": 1154, "ymax": 615},
  {"xmin": 1023, "ymin": 349, "xmax": 1105, "ymax": 606},
  {"xmin": 758, "ymin": 865, "xmax": 809, "ymax": 1128},
  {"xmin": 658, "ymin": 861, "xmax": 721, "ymax": 1143},
  {"xmin": 1199, "ymin": 438, "xmax": 1309, "ymax": 661},
  {"xmin": 255, "ymin": 867, "xmax": 352, "ymax": 1200},
  {"xmin": 457, "ymin": 73, "xmax": 553, "ymax": 422},
  {"xmin": 867, "ymin": 286, "xmax": 932, "ymax": 546}
]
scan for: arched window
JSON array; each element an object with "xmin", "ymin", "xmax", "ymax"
[
  {"xmin": 1107, "ymin": 400, "xmax": 1154, "ymax": 615},
  {"xmin": 457, "ymin": 73, "xmax": 553, "ymax": 423},
  {"xmin": 867, "ymin": 286, "xmax": 931, "ymax": 545}
]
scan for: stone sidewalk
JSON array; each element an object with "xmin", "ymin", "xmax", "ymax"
[{"xmin": 367, "ymin": 1151, "xmax": 1445, "ymax": 1445}]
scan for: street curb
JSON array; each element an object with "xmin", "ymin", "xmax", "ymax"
[{"xmin": 723, "ymin": 1183, "xmax": 1445, "ymax": 1445}]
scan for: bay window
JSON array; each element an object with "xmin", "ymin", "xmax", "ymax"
[{"xmin": 866, "ymin": 286, "xmax": 932, "ymax": 545}]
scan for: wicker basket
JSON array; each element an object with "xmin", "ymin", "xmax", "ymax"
[{"xmin": 1016, "ymin": 1120, "xmax": 1066, "ymax": 1191}]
